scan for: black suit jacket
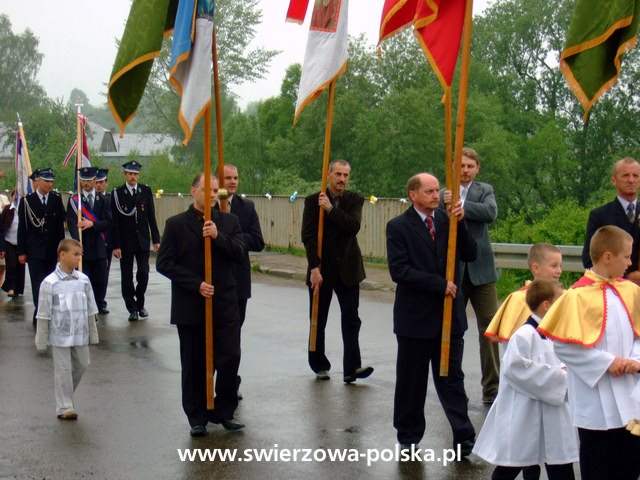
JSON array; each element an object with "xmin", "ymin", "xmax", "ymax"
[
  {"xmin": 301, "ymin": 190, "xmax": 366, "ymax": 288},
  {"xmin": 582, "ymin": 197, "xmax": 640, "ymax": 272},
  {"xmin": 66, "ymin": 192, "xmax": 112, "ymax": 261},
  {"xmin": 386, "ymin": 206, "xmax": 477, "ymax": 339},
  {"xmin": 110, "ymin": 183, "xmax": 161, "ymax": 252},
  {"xmin": 17, "ymin": 191, "xmax": 66, "ymax": 260},
  {"xmin": 215, "ymin": 195, "xmax": 264, "ymax": 300},
  {"xmin": 156, "ymin": 205, "xmax": 246, "ymax": 326}
]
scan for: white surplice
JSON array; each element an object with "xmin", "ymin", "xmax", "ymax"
[
  {"xmin": 553, "ymin": 287, "xmax": 640, "ymax": 430},
  {"xmin": 473, "ymin": 319, "xmax": 578, "ymax": 466}
]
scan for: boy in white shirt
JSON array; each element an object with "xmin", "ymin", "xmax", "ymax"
[
  {"xmin": 35, "ymin": 239, "xmax": 99, "ymax": 419},
  {"xmin": 474, "ymin": 279, "xmax": 577, "ymax": 479},
  {"xmin": 538, "ymin": 225, "xmax": 640, "ymax": 480}
]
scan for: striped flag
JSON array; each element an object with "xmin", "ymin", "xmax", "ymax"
[
  {"xmin": 293, "ymin": 0, "xmax": 349, "ymax": 123},
  {"xmin": 15, "ymin": 125, "xmax": 33, "ymax": 202},
  {"xmin": 168, "ymin": 0, "xmax": 215, "ymax": 145},
  {"xmin": 62, "ymin": 115, "xmax": 91, "ymax": 168}
]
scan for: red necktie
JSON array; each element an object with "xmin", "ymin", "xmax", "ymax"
[{"xmin": 425, "ymin": 212, "xmax": 435, "ymax": 240}]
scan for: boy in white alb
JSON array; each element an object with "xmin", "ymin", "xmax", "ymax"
[
  {"xmin": 35, "ymin": 239, "xmax": 99, "ymax": 419},
  {"xmin": 473, "ymin": 279, "xmax": 577, "ymax": 479},
  {"xmin": 538, "ymin": 225, "xmax": 640, "ymax": 480}
]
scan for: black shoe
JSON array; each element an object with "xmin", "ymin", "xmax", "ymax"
[
  {"xmin": 138, "ymin": 308, "xmax": 149, "ymax": 319},
  {"xmin": 190, "ymin": 425, "xmax": 207, "ymax": 437},
  {"xmin": 98, "ymin": 308, "xmax": 109, "ymax": 315},
  {"xmin": 237, "ymin": 390, "xmax": 243, "ymax": 401},
  {"xmin": 316, "ymin": 370, "xmax": 330, "ymax": 380},
  {"xmin": 344, "ymin": 366, "xmax": 374, "ymax": 383},
  {"xmin": 454, "ymin": 438, "xmax": 475, "ymax": 458},
  {"xmin": 220, "ymin": 419, "xmax": 245, "ymax": 431},
  {"xmin": 128, "ymin": 311, "xmax": 139, "ymax": 322}
]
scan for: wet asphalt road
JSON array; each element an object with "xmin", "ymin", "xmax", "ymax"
[{"xmin": 1, "ymin": 262, "xmax": 541, "ymax": 480}]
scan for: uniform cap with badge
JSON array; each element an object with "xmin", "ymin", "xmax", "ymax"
[
  {"xmin": 78, "ymin": 166, "xmax": 98, "ymax": 180},
  {"xmin": 122, "ymin": 161, "xmax": 142, "ymax": 173},
  {"xmin": 30, "ymin": 167, "xmax": 55, "ymax": 181}
]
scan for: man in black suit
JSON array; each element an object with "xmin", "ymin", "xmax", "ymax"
[
  {"xmin": 221, "ymin": 164, "xmax": 264, "ymax": 400},
  {"xmin": 111, "ymin": 161, "xmax": 161, "ymax": 321},
  {"xmin": 156, "ymin": 173, "xmax": 246, "ymax": 437},
  {"xmin": 66, "ymin": 167, "xmax": 112, "ymax": 315},
  {"xmin": 17, "ymin": 168, "xmax": 66, "ymax": 326},
  {"xmin": 583, "ymin": 156, "xmax": 640, "ymax": 281},
  {"xmin": 301, "ymin": 159, "xmax": 373, "ymax": 383},
  {"xmin": 386, "ymin": 172, "xmax": 477, "ymax": 455},
  {"xmin": 95, "ymin": 168, "xmax": 113, "ymax": 313}
]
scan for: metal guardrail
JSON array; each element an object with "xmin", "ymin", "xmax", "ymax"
[{"xmin": 492, "ymin": 243, "xmax": 584, "ymax": 273}]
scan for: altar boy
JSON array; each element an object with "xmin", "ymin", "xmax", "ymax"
[
  {"xmin": 538, "ymin": 225, "xmax": 640, "ymax": 480},
  {"xmin": 473, "ymin": 279, "xmax": 577, "ymax": 479}
]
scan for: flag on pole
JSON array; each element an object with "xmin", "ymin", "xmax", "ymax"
[
  {"xmin": 168, "ymin": 0, "xmax": 215, "ymax": 145},
  {"xmin": 15, "ymin": 124, "xmax": 33, "ymax": 202},
  {"xmin": 560, "ymin": 0, "xmax": 640, "ymax": 122},
  {"xmin": 286, "ymin": 0, "xmax": 310, "ymax": 24},
  {"xmin": 379, "ymin": 0, "xmax": 465, "ymax": 90},
  {"xmin": 293, "ymin": 0, "xmax": 349, "ymax": 123},
  {"xmin": 107, "ymin": 0, "xmax": 179, "ymax": 135},
  {"xmin": 63, "ymin": 116, "xmax": 91, "ymax": 168}
]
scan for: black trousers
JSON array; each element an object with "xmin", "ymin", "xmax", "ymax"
[
  {"xmin": 177, "ymin": 322, "xmax": 240, "ymax": 427},
  {"xmin": 82, "ymin": 258, "xmax": 108, "ymax": 310},
  {"xmin": 2, "ymin": 242, "xmax": 25, "ymax": 295},
  {"xmin": 492, "ymin": 463, "xmax": 575, "ymax": 480},
  {"xmin": 307, "ymin": 278, "xmax": 362, "ymax": 376},
  {"xmin": 119, "ymin": 249, "xmax": 150, "ymax": 312},
  {"xmin": 101, "ymin": 248, "xmax": 113, "ymax": 309},
  {"xmin": 394, "ymin": 334, "xmax": 475, "ymax": 445},
  {"xmin": 27, "ymin": 254, "xmax": 57, "ymax": 325},
  {"xmin": 578, "ymin": 427, "xmax": 640, "ymax": 480}
]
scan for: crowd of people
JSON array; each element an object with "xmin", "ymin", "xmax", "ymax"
[{"xmin": 2, "ymin": 152, "xmax": 640, "ymax": 479}]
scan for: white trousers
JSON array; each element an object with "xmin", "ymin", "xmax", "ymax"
[{"xmin": 52, "ymin": 345, "xmax": 90, "ymax": 415}]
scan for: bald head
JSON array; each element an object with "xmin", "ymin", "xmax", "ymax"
[
  {"xmin": 611, "ymin": 157, "xmax": 640, "ymax": 201},
  {"xmin": 407, "ymin": 173, "xmax": 440, "ymax": 214}
]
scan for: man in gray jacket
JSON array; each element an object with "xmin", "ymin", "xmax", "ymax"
[{"xmin": 441, "ymin": 147, "xmax": 500, "ymax": 403}]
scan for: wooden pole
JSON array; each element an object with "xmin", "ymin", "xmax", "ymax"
[
  {"xmin": 212, "ymin": 25, "xmax": 228, "ymax": 213},
  {"xmin": 444, "ymin": 88, "xmax": 453, "ymax": 194},
  {"xmin": 203, "ymin": 107, "xmax": 214, "ymax": 410},
  {"xmin": 309, "ymin": 80, "xmax": 336, "ymax": 352},
  {"xmin": 75, "ymin": 105, "xmax": 83, "ymax": 272},
  {"xmin": 440, "ymin": 0, "xmax": 473, "ymax": 376}
]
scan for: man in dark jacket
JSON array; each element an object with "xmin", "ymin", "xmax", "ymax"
[
  {"xmin": 387, "ymin": 172, "xmax": 477, "ymax": 455},
  {"xmin": 301, "ymin": 159, "xmax": 373, "ymax": 383},
  {"xmin": 156, "ymin": 173, "xmax": 246, "ymax": 437},
  {"xmin": 66, "ymin": 167, "xmax": 112, "ymax": 315},
  {"xmin": 111, "ymin": 161, "xmax": 160, "ymax": 321},
  {"xmin": 18, "ymin": 168, "xmax": 66, "ymax": 326}
]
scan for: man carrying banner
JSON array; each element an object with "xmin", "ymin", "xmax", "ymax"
[
  {"xmin": 111, "ymin": 161, "xmax": 160, "ymax": 322},
  {"xmin": 95, "ymin": 168, "xmax": 113, "ymax": 313},
  {"xmin": 156, "ymin": 173, "xmax": 245, "ymax": 436},
  {"xmin": 301, "ymin": 159, "xmax": 374, "ymax": 383},
  {"xmin": 17, "ymin": 168, "xmax": 66, "ymax": 326},
  {"xmin": 387, "ymin": 172, "xmax": 477, "ymax": 455},
  {"xmin": 66, "ymin": 167, "xmax": 112, "ymax": 315}
]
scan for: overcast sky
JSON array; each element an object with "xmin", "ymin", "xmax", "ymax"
[{"xmin": 1, "ymin": 0, "xmax": 490, "ymax": 109}]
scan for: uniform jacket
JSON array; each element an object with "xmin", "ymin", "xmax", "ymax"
[
  {"xmin": 216, "ymin": 195, "xmax": 264, "ymax": 300},
  {"xmin": 17, "ymin": 191, "xmax": 66, "ymax": 260},
  {"xmin": 386, "ymin": 206, "xmax": 477, "ymax": 339},
  {"xmin": 110, "ymin": 183, "xmax": 160, "ymax": 252},
  {"xmin": 66, "ymin": 191, "xmax": 112, "ymax": 261},
  {"xmin": 156, "ymin": 205, "xmax": 246, "ymax": 326},
  {"xmin": 582, "ymin": 197, "xmax": 640, "ymax": 273},
  {"xmin": 301, "ymin": 190, "xmax": 366, "ymax": 288}
]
